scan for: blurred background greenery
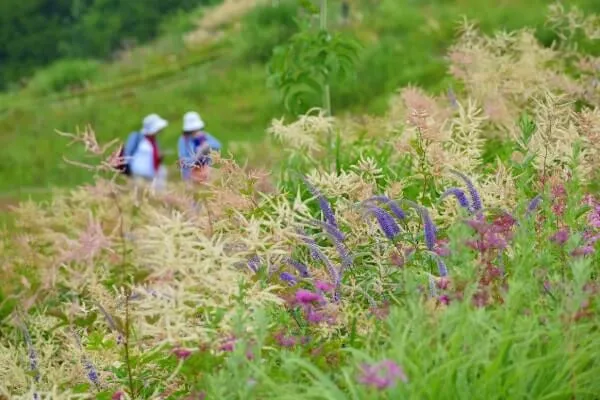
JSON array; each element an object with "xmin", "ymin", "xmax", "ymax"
[{"xmin": 1, "ymin": 0, "xmax": 599, "ymax": 197}]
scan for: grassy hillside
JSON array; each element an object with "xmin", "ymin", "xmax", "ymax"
[{"xmin": 1, "ymin": 0, "xmax": 599, "ymax": 197}]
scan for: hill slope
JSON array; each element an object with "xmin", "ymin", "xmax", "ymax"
[{"xmin": 1, "ymin": 0, "xmax": 599, "ymax": 197}]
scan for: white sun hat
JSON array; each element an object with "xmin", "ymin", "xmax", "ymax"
[
  {"xmin": 141, "ymin": 114, "xmax": 168, "ymax": 136},
  {"xmin": 183, "ymin": 111, "xmax": 205, "ymax": 132}
]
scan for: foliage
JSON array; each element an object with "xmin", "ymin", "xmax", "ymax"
[
  {"xmin": 236, "ymin": 1, "xmax": 301, "ymax": 63},
  {"xmin": 268, "ymin": 25, "xmax": 361, "ymax": 115},
  {"xmin": 2, "ymin": 6, "xmax": 600, "ymax": 398},
  {"xmin": 3, "ymin": 0, "xmax": 600, "ymax": 196},
  {"xmin": 0, "ymin": 0, "xmax": 218, "ymax": 89},
  {"xmin": 26, "ymin": 59, "xmax": 101, "ymax": 95}
]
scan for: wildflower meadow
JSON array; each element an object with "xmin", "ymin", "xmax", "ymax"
[{"xmin": 2, "ymin": 3, "xmax": 600, "ymax": 399}]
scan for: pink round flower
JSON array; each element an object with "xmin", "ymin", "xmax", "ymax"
[
  {"xmin": 218, "ymin": 337, "xmax": 236, "ymax": 352},
  {"xmin": 436, "ymin": 277, "xmax": 450, "ymax": 290},
  {"xmin": 173, "ymin": 348, "xmax": 192, "ymax": 360},
  {"xmin": 112, "ymin": 391, "xmax": 125, "ymax": 400},
  {"xmin": 551, "ymin": 229, "xmax": 569, "ymax": 245},
  {"xmin": 295, "ymin": 289, "xmax": 323, "ymax": 304},
  {"xmin": 439, "ymin": 294, "xmax": 450, "ymax": 305}
]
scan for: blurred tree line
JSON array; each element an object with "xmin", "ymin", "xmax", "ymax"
[{"xmin": 0, "ymin": 0, "xmax": 217, "ymax": 90}]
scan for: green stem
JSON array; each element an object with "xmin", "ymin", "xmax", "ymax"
[
  {"xmin": 320, "ymin": 0, "xmax": 327, "ymax": 31},
  {"xmin": 320, "ymin": 0, "xmax": 332, "ymax": 117},
  {"xmin": 323, "ymin": 84, "xmax": 331, "ymax": 116}
]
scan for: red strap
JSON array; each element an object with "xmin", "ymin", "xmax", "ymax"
[{"xmin": 146, "ymin": 136, "xmax": 160, "ymax": 172}]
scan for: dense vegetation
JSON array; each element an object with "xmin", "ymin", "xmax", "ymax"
[
  {"xmin": 1, "ymin": 1, "xmax": 600, "ymax": 398},
  {"xmin": 0, "ymin": 0, "xmax": 219, "ymax": 89},
  {"xmin": 2, "ymin": 0, "xmax": 600, "ymax": 197}
]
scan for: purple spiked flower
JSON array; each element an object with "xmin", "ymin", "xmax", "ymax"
[
  {"xmin": 365, "ymin": 206, "xmax": 401, "ymax": 240},
  {"xmin": 247, "ymin": 255, "xmax": 261, "ymax": 273},
  {"xmin": 441, "ymin": 187, "xmax": 471, "ymax": 212},
  {"xmin": 451, "ymin": 170, "xmax": 482, "ymax": 212},
  {"xmin": 72, "ymin": 329, "xmax": 101, "ymax": 387},
  {"xmin": 285, "ymin": 258, "xmax": 310, "ymax": 278},
  {"xmin": 366, "ymin": 196, "xmax": 406, "ymax": 220},
  {"xmin": 403, "ymin": 200, "xmax": 437, "ymax": 251},
  {"xmin": 304, "ymin": 179, "xmax": 338, "ymax": 229},
  {"xmin": 419, "ymin": 207, "xmax": 437, "ymax": 251},
  {"xmin": 526, "ymin": 194, "xmax": 543, "ymax": 215},
  {"xmin": 314, "ymin": 220, "xmax": 345, "ymax": 242},
  {"xmin": 319, "ymin": 221, "xmax": 353, "ymax": 270},
  {"xmin": 298, "ymin": 232, "xmax": 339, "ymax": 282},
  {"xmin": 297, "ymin": 228, "xmax": 323, "ymax": 261},
  {"xmin": 436, "ymin": 257, "xmax": 448, "ymax": 277},
  {"xmin": 22, "ymin": 325, "xmax": 40, "ymax": 383},
  {"xmin": 84, "ymin": 358, "xmax": 100, "ymax": 386},
  {"xmin": 280, "ymin": 272, "xmax": 297, "ymax": 286}
]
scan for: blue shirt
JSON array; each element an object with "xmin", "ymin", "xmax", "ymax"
[
  {"xmin": 178, "ymin": 132, "xmax": 221, "ymax": 180},
  {"xmin": 123, "ymin": 131, "xmax": 142, "ymax": 166}
]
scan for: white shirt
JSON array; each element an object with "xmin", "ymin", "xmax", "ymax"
[{"xmin": 130, "ymin": 136, "xmax": 157, "ymax": 179}]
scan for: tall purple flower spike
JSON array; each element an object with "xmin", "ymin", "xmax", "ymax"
[
  {"xmin": 450, "ymin": 170, "xmax": 482, "ymax": 212},
  {"xmin": 279, "ymin": 272, "xmax": 298, "ymax": 286},
  {"xmin": 297, "ymin": 230, "xmax": 339, "ymax": 284},
  {"xmin": 365, "ymin": 195, "xmax": 407, "ymax": 220},
  {"xmin": 21, "ymin": 324, "xmax": 40, "ymax": 384},
  {"xmin": 526, "ymin": 194, "xmax": 543, "ymax": 215},
  {"xmin": 304, "ymin": 178, "xmax": 338, "ymax": 229},
  {"xmin": 318, "ymin": 221, "xmax": 353, "ymax": 271},
  {"xmin": 436, "ymin": 257, "xmax": 448, "ymax": 277},
  {"xmin": 403, "ymin": 200, "xmax": 437, "ymax": 251},
  {"xmin": 365, "ymin": 205, "xmax": 401, "ymax": 241},
  {"xmin": 441, "ymin": 187, "xmax": 471, "ymax": 212},
  {"xmin": 285, "ymin": 258, "xmax": 310, "ymax": 278}
]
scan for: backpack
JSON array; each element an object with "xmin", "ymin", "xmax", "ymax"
[{"xmin": 114, "ymin": 132, "xmax": 142, "ymax": 175}]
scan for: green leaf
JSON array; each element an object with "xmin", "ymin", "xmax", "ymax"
[
  {"xmin": 46, "ymin": 308, "xmax": 69, "ymax": 323},
  {"xmin": 298, "ymin": 0, "xmax": 319, "ymax": 14},
  {"xmin": 72, "ymin": 383, "xmax": 91, "ymax": 394},
  {"xmin": 74, "ymin": 311, "xmax": 97, "ymax": 328},
  {"xmin": 574, "ymin": 205, "xmax": 592, "ymax": 221},
  {"xmin": 518, "ymin": 112, "xmax": 536, "ymax": 144}
]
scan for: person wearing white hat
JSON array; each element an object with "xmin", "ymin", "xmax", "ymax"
[
  {"xmin": 177, "ymin": 111, "xmax": 221, "ymax": 182},
  {"xmin": 130, "ymin": 113, "xmax": 169, "ymax": 190}
]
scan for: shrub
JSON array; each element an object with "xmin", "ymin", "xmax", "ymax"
[
  {"xmin": 26, "ymin": 59, "xmax": 101, "ymax": 95},
  {"xmin": 236, "ymin": 1, "xmax": 300, "ymax": 63}
]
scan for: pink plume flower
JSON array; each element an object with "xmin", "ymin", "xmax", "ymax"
[
  {"xmin": 315, "ymin": 280, "xmax": 334, "ymax": 292},
  {"xmin": 358, "ymin": 359, "xmax": 408, "ymax": 390}
]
